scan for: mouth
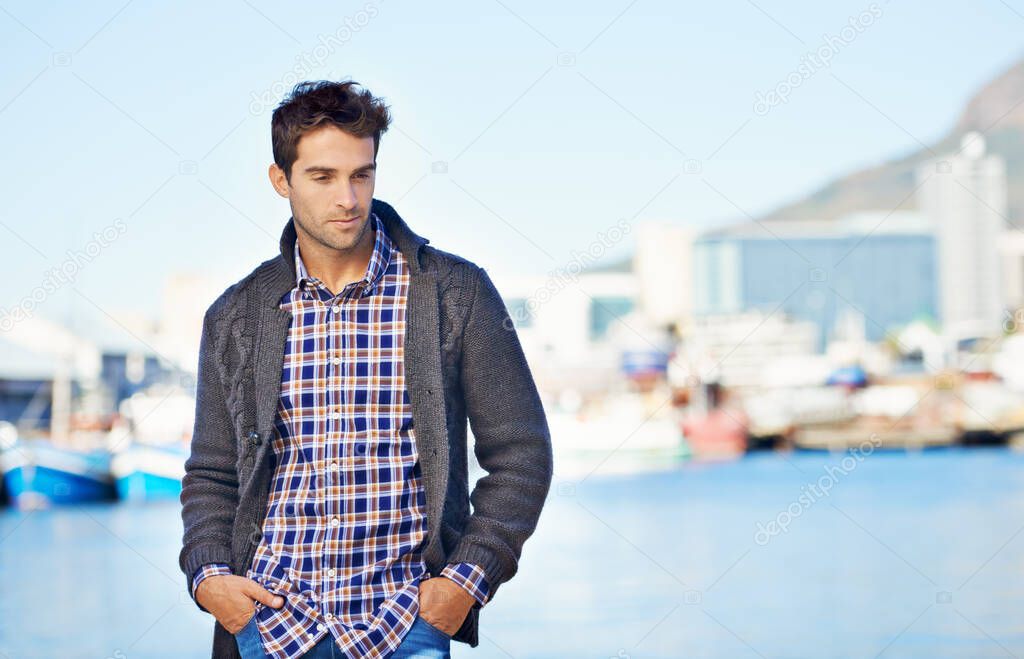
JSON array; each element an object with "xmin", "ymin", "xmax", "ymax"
[{"xmin": 328, "ymin": 216, "xmax": 361, "ymax": 225}]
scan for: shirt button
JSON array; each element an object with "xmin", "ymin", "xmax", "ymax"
[
  {"xmin": 325, "ymin": 613, "xmax": 335, "ymax": 622},
  {"xmin": 330, "ymin": 516, "xmax": 340, "ymax": 527},
  {"xmin": 327, "ymin": 568, "xmax": 337, "ymax": 577},
  {"xmin": 316, "ymin": 623, "xmax": 326, "ymax": 633},
  {"xmin": 331, "ymin": 305, "xmax": 341, "ymax": 314},
  {"xmin": 331, "ymin": 356, "xmax": 341, "ymax": 366},
  {"xmin": 329, "ymin": 461, "xmax": 339, "ymax": 471}
]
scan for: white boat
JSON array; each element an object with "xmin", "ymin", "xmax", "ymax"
[{"xmin": 545, "ymin": 390, "xmax": 688, "ymax": 478}]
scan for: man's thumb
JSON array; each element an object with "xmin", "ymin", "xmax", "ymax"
[{"xmin": 246, "ymin": 581, "xmax": 285, "ymax": 608}]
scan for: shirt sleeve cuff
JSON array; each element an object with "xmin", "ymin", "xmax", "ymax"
[
  {"xmin": 191, "ymin": 562, "xmax": 233, "ymax": 598},
  {"xmin": 439, "ymin": 562, "xmax": 490, "ymax": 607}
]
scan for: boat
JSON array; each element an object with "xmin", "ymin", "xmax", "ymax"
[
  {"xmin": 0, "ymin": 426, "xmax": 116, "ymax": 509},
  {"xmin": 681, "ymin": 407, "xmax": 748, "ymax": 460},
  {"xmin": 112, "ymin": 443, "xmax": 188, "ymax": 501},
  {"xmin": 792, "ymin": 422, "xmax": 958, "ymax": 451},
  {"xmin": 545, "ymin": 388, "xmax": 689, "ymax": 477},
  {"xmin": 825, "ymin": 364, "xmax": 868, "ymax": 389},
  {"xmin": 0, "ymin": 345, "xmax": 120, "ymax": 508},
  {"xmin": 676, "ymin": 377, "xmax": 749, "ymax": 460},
  {"xmin": 741, "ymin": 385, "xmax": 856, "ymax": 449},
  {"xmin": 108, "ymin": 384, "xmax": 195, "ymax": 501},
  {"xmin": 0, "ymin": 423, "xmax": 9, "ymax": 507},
  {"xmin": 792, "ymin": 381, "xmax": 960, "ymax": 451},
  {"xmin": 957, "ymin": 377, "xmax": 1024, "ymax": 444}
]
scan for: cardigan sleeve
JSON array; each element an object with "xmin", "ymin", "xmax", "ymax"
[
  {"xmin": 178, "ymin": 305, "xmax": 240, "ymax": 610},
  {"xmin": 445, "ymin": 265, "xmax": 553, "ymax": 603}
]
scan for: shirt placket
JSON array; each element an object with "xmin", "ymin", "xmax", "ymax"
[{"xmin": 321, "ymin": 283, "xmax": 347, "ymax": 634}]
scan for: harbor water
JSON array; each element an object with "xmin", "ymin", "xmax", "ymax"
[{"xmin": 1, "ymin": 447, "xmax": 1022, "ymax": 658}]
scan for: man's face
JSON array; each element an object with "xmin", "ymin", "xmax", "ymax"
[{"xmin": 270, "ymin": 124, "xmax": 377, "ymax": 253}]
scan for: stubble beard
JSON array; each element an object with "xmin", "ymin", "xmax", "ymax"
[{"xmin": 294, "ymin": 210, "xmax": 373, "ymax": 255}]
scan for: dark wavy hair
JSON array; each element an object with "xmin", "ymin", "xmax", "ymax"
[{"xmin": 271, "ymin": 79, "xmax": 392, "ymax": 182}]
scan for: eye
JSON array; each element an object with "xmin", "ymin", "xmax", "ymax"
[
  {"xmin": 353, "ymin": 173, "xmax": 370, "ymax": 180},
  {"xmin": 314, "ymin": 177, "xmax": 329, "ymax": 183}
]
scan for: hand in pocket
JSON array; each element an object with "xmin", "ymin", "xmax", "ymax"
[{"xmin": 196, "ymin": 575, "xmax": 285, "ymax": 634}]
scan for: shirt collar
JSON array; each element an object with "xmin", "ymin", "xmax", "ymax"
[{"xmin": 294, "ymin": 212, "xmax": 393, "ymax": 298}]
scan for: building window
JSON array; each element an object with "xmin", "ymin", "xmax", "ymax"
[{"xmin": 589, "ymin": 296, "xmax": 634, "ymax": 340}]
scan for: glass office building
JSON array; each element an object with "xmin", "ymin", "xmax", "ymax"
[{"xmin": 693, "ymin": 212, "xmax": 938, "ymax": 351}]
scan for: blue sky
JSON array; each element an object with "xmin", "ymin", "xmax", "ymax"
[{"xmin": 1, "ymin": 0, "xmax": 1021, "ymax": 339}]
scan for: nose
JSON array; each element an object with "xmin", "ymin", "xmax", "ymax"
[{"xmin": 335, "ymin": 182, "xmax": 357, "ymax": 211}]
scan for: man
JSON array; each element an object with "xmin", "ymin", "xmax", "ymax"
[{"xmin": 178, "ymin": 80, "xmax": 553, "ymax": 659}]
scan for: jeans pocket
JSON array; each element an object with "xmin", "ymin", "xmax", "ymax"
[
  {"xmin": 234, "ymin": 613, "xmax": 266, "ymax": 659},
  {"xmin": 232, "ymin": 611, "xmax": 258, "ymax": 637},
  {"xmin": 418, "ymin": 614, "xmax": 453, "ymax": 640}
]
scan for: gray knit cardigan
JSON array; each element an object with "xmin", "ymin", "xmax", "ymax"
[{"xmin": 178, "ymin": 198, "xmax": 553, "ymax": 658}]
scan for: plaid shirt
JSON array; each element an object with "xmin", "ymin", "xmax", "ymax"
[{"xmin": 192, "ymin": 212, "xmax": 489, "ymax": 658}]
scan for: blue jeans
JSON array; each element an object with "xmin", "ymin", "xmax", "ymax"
[{"xmin": 234, "ymin": 614, "xmax": 452, "ymax": 658}]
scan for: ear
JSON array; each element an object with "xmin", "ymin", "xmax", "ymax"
[{"xmin": 269, "ymin": 163, "xmax": 290, "ymax": 198}]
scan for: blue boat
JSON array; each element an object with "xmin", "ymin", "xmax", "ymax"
[
  {"xmin": 1, "ymin": 440, "xmax": 116, "ymax": 509},
  {"xmin": 826, "ymin": 364, "xmax": 869, "ymax": 388},
  {"xmin": 108, "ymin": 384, "xmax": 195, "ymax": 502},
  {"xmin": 111, "ymin": 443, "xmax": 186, "ymax": 501},
  {"xmin": 621, "ymin": 349, "xmax": 671, "ymax": 377}
]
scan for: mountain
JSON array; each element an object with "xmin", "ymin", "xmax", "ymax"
[{"xmin": 758, "ymin": 58, "xmax": 1024, "ymax": 223}]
